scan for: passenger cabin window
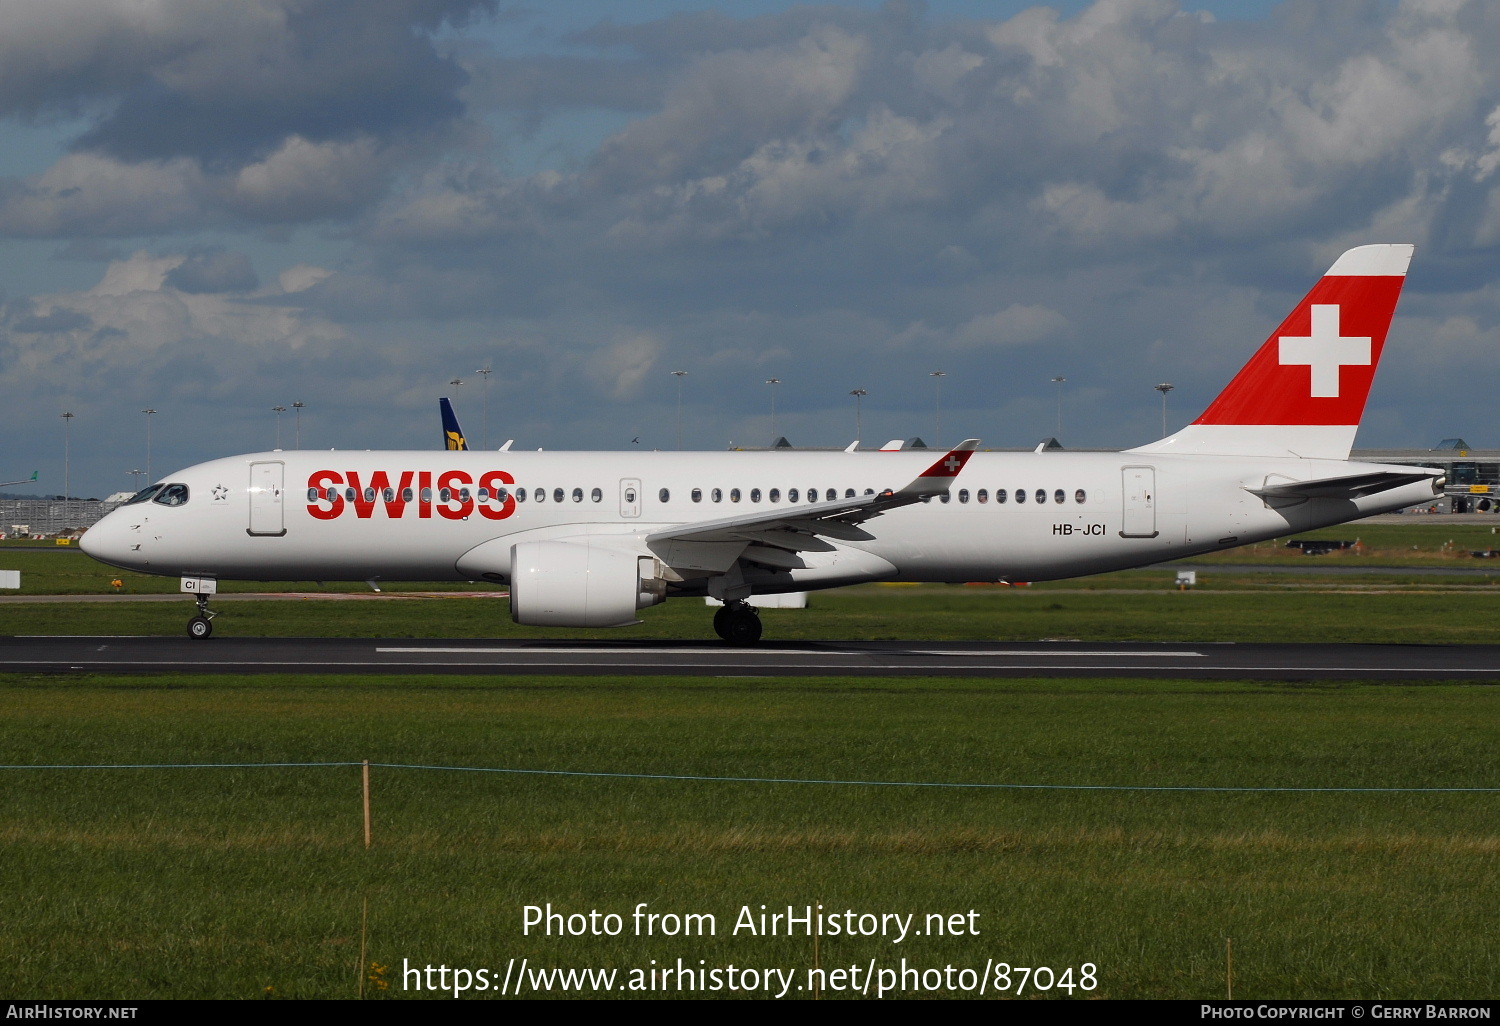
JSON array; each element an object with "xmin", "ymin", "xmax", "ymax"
[
  {"xmin": 573, "ymin": 488, "xmax": 583, "ymax": 503},
  {"xmin": 659, "ymin": 488, "xmax": 670, "ymax": 503},
  {"xmin": 383, "ymin": 488, "xmax": 395, "ymax": 502},
  {"xmin": 977, "ymin": 489, "xmax": 989, "ymax": 503},
  {"xmin": 712, "ymin": 488, "xmax": 723, "ymax": 503},
  {"xmin": 1054, "ymin": 489, "xmax": 1066, "ymax": 504},
  {"xmin": 553, "ymin": 488, "xmax": 564, "ymax": 503},
  {"xmin": 730, "ymin": 488, "xmax": 741, "ymax": 503},
  {"xmin": 153, "ymin": 483, "xmax": 190, "ymax": 507},
  {"xmin": 789, "ymin": 488, "xmax": 799, "ymax": 502},
  {"xmin": 750, "ymin": 488, "xmax": 761, "ymax": 502},
  {"xmin": 514, "ymin": 488, "xmax": 525, "ymax": 502},
  {"xmin": 403, "ymin": 488, "xmax": 414, "ymax": 502},
  {"xmin": 769, "ymin": 488, "xmax": 780, "ymax": 502},
  {"xmin": 940, "ymin": 492, "xmax": 951, "ymax": 503},
  {"xmin": 534, "ymin": 488, "xmax": 546, "ymax": 503},
  {"xmin": 1015, "ymin": 489, "xmax": 1026, "ymax": 504},
  {"xmin": 1035, "ymin": 489, "xmax": 1046, "ymax": 504},
  {"xmin": 996, "ymin": 489, "xmax": 1008, "ymax": 504},
  {"xmin": 844, "ymin": 488, "xmax": 855, "ymax": 499},
  {"xmin": 422, "ymin": 487, "xmax": 434, "ymax": 502},
  {"xmin": 691, "ymin": 488, "xmax": 702, "ymax": 503},
  {"xmin": 591, "ymin": 488, "xmax": 603, "ymax": 503},
  {"xmin": 496, "ymin": 488, "xmax": 509, "ymax": 503},
  {"xmin": 1075, "ymin": 489, "xmax": 1086, "ymax": 504},
  {"xmin": 958, "ymin": 489, "xmax": 970, "ymax": 503}
]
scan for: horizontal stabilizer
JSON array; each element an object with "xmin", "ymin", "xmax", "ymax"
[{"xmin": 1248, "ymin": 469, "xmax": 1440, "ymax": 502}]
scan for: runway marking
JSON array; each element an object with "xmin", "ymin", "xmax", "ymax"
[
  {"xmin": 374, "ymin": 646, "xmax": 1207, "ymax": 658},
  {"xmin": 375, "ymin": 645, "xmax": 786, "ymax": 654},
  {"xmin": 909, "ymin": 649, "xmax": 1206, "ymax": 658}
]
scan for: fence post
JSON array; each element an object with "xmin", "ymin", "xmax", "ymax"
[{"xmin": 363, "ymin": 760, "xmax": 372, "ymax": 849}]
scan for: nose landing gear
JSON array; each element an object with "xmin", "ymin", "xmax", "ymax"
[
  {"xmin": 713, "ymin": 599, "xmax": 762, "ymax": 644},
  {"xmin": 188, "ymin": 591, "xmax": 216, "ymax": 639}
]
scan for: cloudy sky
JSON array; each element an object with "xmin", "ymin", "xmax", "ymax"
[{"xmin": 2, "ymin": 0, "xmax": 1498, "ymax": 497}]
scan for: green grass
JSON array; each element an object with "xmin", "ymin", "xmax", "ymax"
[
  {"xmin": 7, "ymin": 586, "xmax": 1500, "ymax": 644},
  {"xmin": 7, "ymin": 522, "xmax": 1500, "ymax": 599},
  {"xmin": 1188, "ymin": 522, "xmax": 1500, "ymax": 566},
  {"xmin": 2, "ymin": 674, "xmax": 1496, "ymax": 999}
]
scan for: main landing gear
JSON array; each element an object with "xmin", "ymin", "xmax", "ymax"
[
  {"xmin": 713, "ymin": 600, "xmax": 762, "ymax": 645},
  {"xmin": 188, "ymin": 591, "xmax": 216, "ymax": 639}
]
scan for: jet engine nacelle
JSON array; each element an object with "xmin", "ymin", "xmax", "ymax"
[{"xmin": 509, "ymin": 539, "xmax": 667, "ymax": 627}]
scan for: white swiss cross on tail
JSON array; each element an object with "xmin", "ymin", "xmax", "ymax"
[
  {"xmin": 1130, "ymin": 244, "xmax": 1413, "ymax": 461},
  {"xmin": 1277, "ymin": 304, "xmax": 1370, "ymax": 398}
]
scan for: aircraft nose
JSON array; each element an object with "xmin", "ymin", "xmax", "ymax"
[{"xmin": 80, "ymin": 511, "xmax": 140, "ymax": 569}]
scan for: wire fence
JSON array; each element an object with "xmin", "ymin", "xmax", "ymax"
[{"xmin": 4, "ymin": 760, "xmax": 1498, "ymax": 793}]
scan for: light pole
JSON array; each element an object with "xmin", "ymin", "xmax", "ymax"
[
  {"xmin": 272, "ymin": 406, "xmax": 287, "ymax": 448},
  {"xmin": 672, "ymin": 370, "xmax": 688, "ymax": 450},
  {"xmin": 930, "ymin": 371, "xmax": 946, "ymax": 445},
  {"xmin": 849, "ymin": 388, "xmax": 868, "ymax": 447},
  {"xmin": 141, "ymin": 408, "xmax": 156, "ymax": 482},
  {"xmin": 476, "ymin": 366, "xmax": 492, "ymax": 449},
  {"xmin": 1051, "ymin": 376, "xmax": 1066, "ymax": 437},
  {"xmin": 1155, "ymin": 383, "xmax": 1175, "ymax": 438},
  {"xmin": 292, "ymin": 401, "xmax": 305, "ymax": 448},
  {"xmin": 61, "ymin": 412, "xmax": 74, "ymax": 531},
  {"xmin": 129, "ymin": 468, "xmax": 144, "ymax": 490},
  {"xmin": 765, "ymin": 378, "xmax": 781, "ymax": 439}
]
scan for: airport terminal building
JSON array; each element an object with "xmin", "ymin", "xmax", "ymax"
[{"xmin": 0, "ymin": 495, "xmax": 130, "ymax": 537}]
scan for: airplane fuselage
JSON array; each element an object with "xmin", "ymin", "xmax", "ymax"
[{"xmin": 82, "ymin": 447, "xmax": 1441, "ymax": 592}]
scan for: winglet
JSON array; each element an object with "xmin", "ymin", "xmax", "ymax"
[{"xmin": 903, "ymin": 438, "xmax": 980, "ymax": 495}]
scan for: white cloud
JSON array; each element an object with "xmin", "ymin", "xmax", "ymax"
[{"xmin": 952, "ymin": 305, "xmax": 1069, "ymax": 349}]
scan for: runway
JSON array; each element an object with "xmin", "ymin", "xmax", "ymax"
[{"xmin": 3, "ymin": 635, "xmax": 1499, "ymax": 679}]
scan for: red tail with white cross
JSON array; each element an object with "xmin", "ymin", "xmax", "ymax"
[{"xmin": 1132, "ymin": 244, "xmax": 1413, "ymax": 460}]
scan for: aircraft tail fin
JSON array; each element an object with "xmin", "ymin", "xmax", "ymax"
[
  {"xmin": 1130, "ymin": 244, "xmax": 1413, "ymax": 460},
  {"xmin": 440, "ymin": 397, "xmax": 469, "ymax": 451}
]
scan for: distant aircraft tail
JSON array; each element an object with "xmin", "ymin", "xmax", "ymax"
[
  {"xmin": 440, "ymin": 397, "xmax": 468, "ymax": 451},
  {"xmin": 1130, "ymin": 244, "xmax": 1413, "ymax": 460}
]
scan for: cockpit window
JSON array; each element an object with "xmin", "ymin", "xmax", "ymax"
[
  {"xmin": 153, "ymin": 483, "xmax": 190, "ymax": 507},
  {"xmin": 122, "ymin": 485, "xmax": 163, "ymax": 506}
]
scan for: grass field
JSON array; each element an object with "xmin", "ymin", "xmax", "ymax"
[
  {"xmin": 2, "ymin": 674, "xmax": 1497, "ymax": 1000},
  {"xmin": 7, "ymin": 522, "xmax": 1500, "ymax": 598},
  {"xmin": 6, "ymin": 585, "xmax": 1500, "ymax": 644}
]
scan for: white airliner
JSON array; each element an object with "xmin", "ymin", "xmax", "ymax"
[{"xmin": 82, "ymin": 245, "xmax": 1442, "ymax": 642}]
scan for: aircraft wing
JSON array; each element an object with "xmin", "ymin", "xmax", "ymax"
[
  {"xmin": 1247, "ymin": 468, "xmax": 1440, "ymax": 502},
  {"xmin": 645, "ymin": 440, "xmax": 980, "ymax": 572}
]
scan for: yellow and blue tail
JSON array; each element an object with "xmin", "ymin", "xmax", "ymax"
[{"xmin": 439, "ymin": 397, "xmax": 468, "ymax": 451}]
